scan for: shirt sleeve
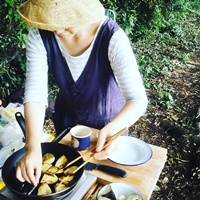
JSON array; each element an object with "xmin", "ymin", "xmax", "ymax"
[
  {"xmin": 23, "ymin": 27, "xmax": 49, "ymax": 106},
  {"xmin": 108, "ymin": 29, "xmax": 148, "ymax": 110}
]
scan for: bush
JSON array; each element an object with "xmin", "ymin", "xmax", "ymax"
[{"xmin": 0, "ymin": 0, "xmax": 28, "ymax": 103}]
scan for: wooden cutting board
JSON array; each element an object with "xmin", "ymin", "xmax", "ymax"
[{"xmin": 60, "ymin": 128, "xmax": 167, "ymax": 200}]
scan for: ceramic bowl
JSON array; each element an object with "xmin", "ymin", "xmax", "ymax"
[{"xmin": 96, "ymin": 182, "xmax": 145, "ymax": 200}]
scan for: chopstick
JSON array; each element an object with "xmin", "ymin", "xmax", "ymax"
[
  {"xmin": 72, "ymin": 127, "xmax": 126, "ymax": 174},
  {"xmin": 65, "ymin": 146, "xmax": 96, "ymax": 168},
  {"xmin": 58, "ymin": 128, "xmax": 126, "ymax": 185},
  {"xmin": 66, "ymin": 127, "xmax": 126, "ymax": 168}
]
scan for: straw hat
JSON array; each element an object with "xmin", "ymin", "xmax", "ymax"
[{"xmin": 18, "ymin": 0, "xmax": 105, "ymax": 31}]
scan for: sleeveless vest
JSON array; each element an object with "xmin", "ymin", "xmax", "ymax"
[{"xmin": 39, "ymin": 18, "xmax": 126, "ymax": 134}]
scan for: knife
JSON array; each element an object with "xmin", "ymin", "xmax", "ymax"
[{"xmin": 85, "ymin": 162, "xmax": 127, "ymax": 178}]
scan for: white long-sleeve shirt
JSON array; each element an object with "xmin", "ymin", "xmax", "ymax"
[{"xmin": 24, "ymin": 16, "xmax": 148, "ymax": 112}]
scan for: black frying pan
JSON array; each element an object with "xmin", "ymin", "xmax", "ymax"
[{"xmin": 2, "ymin": 112, "xmax": 84, "ymax": 199}]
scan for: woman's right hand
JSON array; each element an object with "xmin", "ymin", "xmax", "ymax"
[
  {"xmin": 17, "ymin": 102, "xmax": 46, "ymax": 186},
  {"xmin": 16, "ymin": 146, "xmax": 42, "ymax": 187}
]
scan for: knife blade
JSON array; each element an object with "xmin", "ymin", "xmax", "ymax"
[{"xmin": 85, "ymin": 162, "xmax": 127, "ymax": 178}]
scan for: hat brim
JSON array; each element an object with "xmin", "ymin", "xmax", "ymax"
[{"xmin": 18, "ymin": 0, "xmax": 105, "ymax": 31}]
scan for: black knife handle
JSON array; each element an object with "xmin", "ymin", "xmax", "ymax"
[{"xmin": 96, "ymin": 164, "xmax": 127, "ymax": 178}]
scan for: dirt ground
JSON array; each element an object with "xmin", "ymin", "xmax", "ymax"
[
  {"xmin": 129, "ymin": 59, "xmax": 200, "ymax": 199},
  {"xmin": 44, "ymin": 59, "xmax": 200, "ymax": 200}
]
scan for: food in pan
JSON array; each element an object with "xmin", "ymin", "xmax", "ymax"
[
  {"xmin": 37, "ymin": 183, "xmax": 52, "ymax": 196},
  {"xmin": 46, "ymin": 166, "xmax": 63, "ymax": 174},
  {"xmin": 37, "ymin": 154, "xmax": 77, "ymax": 196},
  {"xmin": 58, "ymin": 174, "xmax": 74, "ymax": 184},
  {"xmin": 55, "ymin": 183, "xmax": 68, "ymax": 192},
  {"xmin": 64, "ymin": 165, "xmax": 78, "ymax": 174},
  {"xmin": 42, "ymin": 153, "xmax": 55, "ymax": 164},
  {"xmin": 41, "ymin": 174, "xmax": 58, "ymax": 184},
  {"xmin": 55, "ymin": 155, "xmax": 68, "ymax": 168},
  {"xmin": 41, "ymin": 163, "xmax": 52, "ymax": 173}
]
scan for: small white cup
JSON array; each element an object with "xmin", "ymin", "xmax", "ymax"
[{"xmin": 70, "ymin": 125, "xmax": 92, "ymax": 151}]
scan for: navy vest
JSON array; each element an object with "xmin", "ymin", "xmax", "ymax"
[{"xmin": 39, "ymin": 18, "xmax": 126, "ymax": 134}]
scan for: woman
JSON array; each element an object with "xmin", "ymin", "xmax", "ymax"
[{"xmin": 16, "ymin": 0, "xmax": 148, "ymax": 186}]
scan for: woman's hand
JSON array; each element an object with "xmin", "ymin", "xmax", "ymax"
[
  {"xmin": 94, "ymin": 128, "xmax": 118, "ymax": 160},
  {"xmin": 16, "ymin": 146, "xmax": 42, "ymax": 187},
  {"xmin": 16, "ymin": 102, "xmax": 46, "ymax": 186}
]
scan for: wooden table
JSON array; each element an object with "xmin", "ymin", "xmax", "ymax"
[{"xmin": 60, "ymin": 128, "xmax": 167, "ymax": 200}]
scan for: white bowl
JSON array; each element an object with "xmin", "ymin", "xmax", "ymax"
[{"xmin": 96, "ymin": 182, "xmax": 145, "ymax": 200}]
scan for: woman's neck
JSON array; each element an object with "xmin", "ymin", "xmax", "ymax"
[{"xmin": 57, "ymin": 22, "xmax": 100, "ymax": 56}]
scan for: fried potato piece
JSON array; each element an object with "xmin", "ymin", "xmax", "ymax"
[
  {"xmin": 37, "ymin": 183, "xmax": 52, "ymax": 196},
  {"xmin": 55, "ymin": 183, "xmax": 68, "ymax": 192},
  {"xmin": 42, "ymin": 163, "xmax": 52, "ymax": 173},
  {"xmin": 59, "ymin": 175, "xmax": 74, "ymax": 184},
  {"xmin": 42, "ymin": 153, "xmax": 55, "ymax": 164},
  {"xmin": 64, "ymin": 166, "xmax": 78, "ymax": 174},
  {"xmin": 56, "ymin": 168, "xmax": 64, "ymax": 174},
  {"xmin": 46, "ymin": 166, "xmax": 64, "ymax": 175},
  {"xmin": 55, "ymin": 155, "xmax": 68, "ymax": 169},
  {"xmin": 46, "ymin": 166, "xmax": 60, "ymax": 175},
  {"xmin": 38, "ymin": 153, "xmax": 77, "ymax": 195},
  {"xmin": 41, "ymin": 173, "xmax": 58, "ymax": 184}
]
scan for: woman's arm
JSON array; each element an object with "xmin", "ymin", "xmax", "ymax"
[
  {"xmin": 16, "ymin": 28, "xmax": 48, "ymax": 186},
  {"xmin": 94, "ymin": 28, "xmax": 148, "ymax": 160},
  {"xmin": 16, "ymin": 102, "xmax": 46, "ymax": 186}
]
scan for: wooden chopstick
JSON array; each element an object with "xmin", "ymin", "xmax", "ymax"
[
  {"xmin": 100, "ymin": 127, "xmax": 126, "ymax": 150},
  {"xmin": 72, "ymin": 127, "xmax": 126, "ymax": 174},
  {"xmin": 65, "ymin": 146, "xmax": 96, "ymax": 168},
  {"xmin": 58, "ymin": 128, "xmax": 126, "ymax": 185},
  {"xmin": 66, "ymin": 127, "xmax": 126, "ymax": 168}
]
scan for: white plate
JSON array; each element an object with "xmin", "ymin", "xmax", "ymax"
[
  {"xmin": 109, "ymin": 136, "xmax": 152, "ymax": 166},
  {"xmin": 97, "ymin": 182, "xmax": 145, "ymax": 200}
]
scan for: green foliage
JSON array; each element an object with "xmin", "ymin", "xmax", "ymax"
[
  {"xmin": 0, "ymin": 0, "xmax": 28, "ymax": 101},
  {"xmin": 3, "ymin": 0, "xmax": 29, "ymax": 48}
]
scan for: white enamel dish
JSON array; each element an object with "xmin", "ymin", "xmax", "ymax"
[
  {"xmin": 109, "ymin": 136, "xmax": 153, "ymax": 166},
  {"xmin": 96, "ymin": 182, "xmax": 145, "ymax": 200}
]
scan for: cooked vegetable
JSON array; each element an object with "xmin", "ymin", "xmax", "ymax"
[
  {"xmin": 42, "ymin": 163, "xmax": 52, "ymax": 173},
  {"xmin": 117, "ymin": 195, "xmax": 126, "ymax": 200},
  {"xmin": 127, "ymin": 194, "xmax": 142, "ymax": 200},
  {"xmin": 37, "ymin": 183, "xmax": 52, "ymax": 196},
  {"xmin": 55, "ymin": 183, "xmax": 68, "ymax": 192},
  {"xmin": 55, "ymin": 168, "xmax": 64, "ymax": 174},
  {"xmin": 46, "ymin": 166, "xmax": 61, "ymax": 175},
  {"xmin": 59, "ymin": 175, "xmax": 74, "ymax": 184},
  {"xmin": 38, "ymin": 153, "xmax": 77, "ymax": 195},
  {"xmin": 100, "ymin": 185, "xmax": 116, "ymax": 200},
  {"xmin": 64, "ymin": 166, "xmax": 78, "ymax": 174},
  {"xmin": 55, "ymin": 155, "xmax": 68, "ymax": 169},
  {"xmin": 98, "ymin": 196, "xmax": 111, "ymax": 200},
  {"xmin": 42, "ymin": 153, "xmax": 55, "ymax": 164},
  {"xmin": 41, "ymin": 173, "xmax": 58, "ymax": 184}
]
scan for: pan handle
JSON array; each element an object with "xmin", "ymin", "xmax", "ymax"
[
  {"xmin": 15, "ymin": 112, "xmax": 26, "ymax": 141},
  {"xmin": 15, "ymin": 111, "xmax": 71, "ymax": 143},
  {"xmin": 52, "ymin": 127, "xmax": 71, "ymax": 143}
]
